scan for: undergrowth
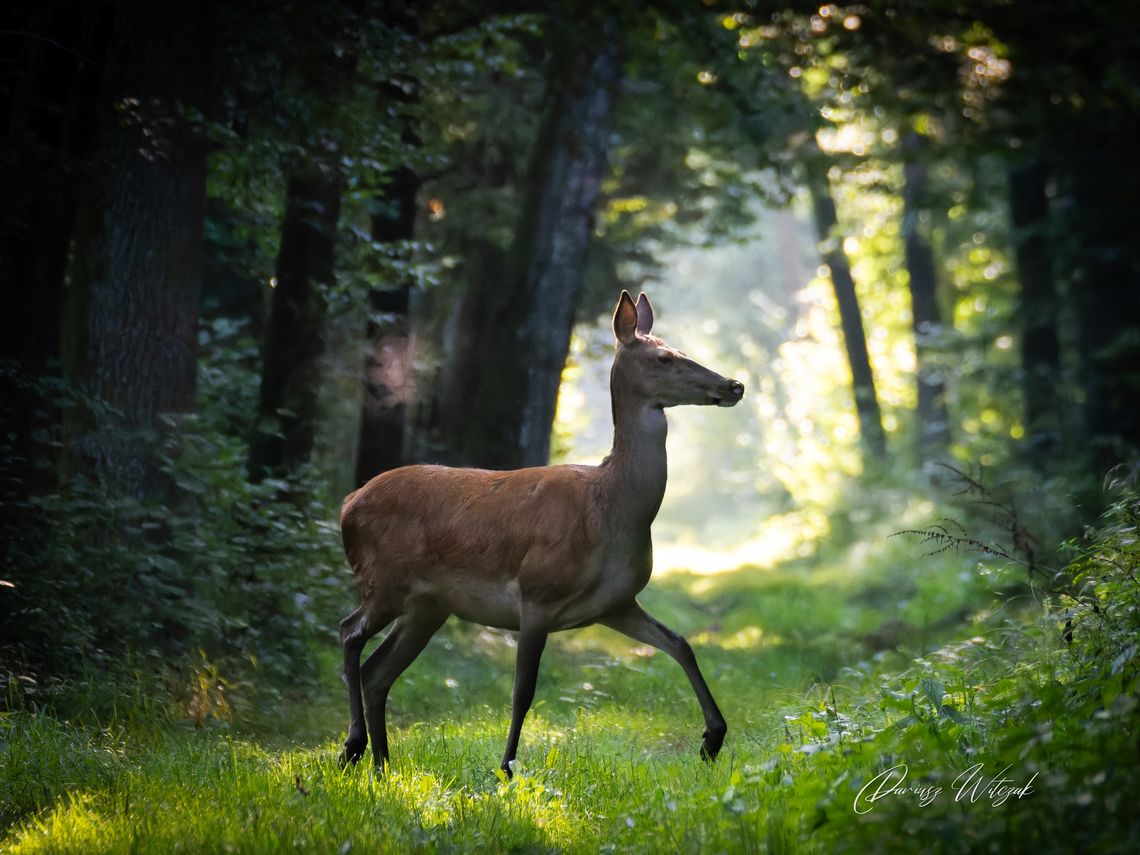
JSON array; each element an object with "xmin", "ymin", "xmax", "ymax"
[
  {"xmin": 2, "ymin": 467, "xmax": 1137, "ymax": 851},
  {"xmin": 0, "ymin": 320, "xmax": 345, "ymax": 712}
]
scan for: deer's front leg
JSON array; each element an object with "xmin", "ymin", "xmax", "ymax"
[
  {"xmin": 600, "ymin": 601, "xmax": 727, "ymax": 762},
  {"xmin": 500, "ymin": 626, "xmax": 548, "ymax": 777}
]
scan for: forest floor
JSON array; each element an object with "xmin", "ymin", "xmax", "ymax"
[{"xmin": 1, "ymin": 505, "xmax": 1131, "ymax": 853}]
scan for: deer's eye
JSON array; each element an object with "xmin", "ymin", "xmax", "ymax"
[{"xmin": 657, "ymin": 353, "xmax": 671, "ymax": 364}]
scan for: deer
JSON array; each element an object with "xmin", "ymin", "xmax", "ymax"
[{"xmin": 338, "ymin": 290, "xmax": 745, "ymax": 776}]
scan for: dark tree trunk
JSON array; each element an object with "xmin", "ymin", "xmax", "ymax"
[
  {"xmin": 429, "ymin": 241, "xmax": 508, "ymax": 464},
  {"xmin": 901, "ymin": 133, "xmax": 950, "ymax": 458},
  {"xmin": 1068, "ymin": 143, "xmax": 1140, "ymax": 464},
  {"xmin": 352, "ymin": 0, "xmax": 420, "ymax": 485},
  {"xmin": 65, "ymin": 3, "xmax": 214, "ymax": 497},
  {"xmin": 1008, "ymin": 159, "xmax": 1061, "ymax": 451},
  {"xmin": 249, "ymin": 168, "xmax": 342, "ymax": 481},
  {"xmin": 354, "ymin": 242, "xmax": 414, "ymax": 485},
  {"xmin": 0, "ymin": 4, "xmax": 109, "ymax": 468},
  {"xmin": 806, "ymin": 162, "xmax": 886, "ymax": 461},
  {"xmin": 461, "ymin": 11, "xmax": 621, "ymax": 469},
  {"xmin": 0, "ymin": 4, "xmax": 111, "ymax": 568}
]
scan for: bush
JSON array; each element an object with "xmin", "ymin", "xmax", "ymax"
[
  {"xmin": 0, "ymin": 322, "xmax": 346, "ymax": 714},
  {"xmin": 767, "ymin": 464, "xmax": 1140, "ymax": 851}
]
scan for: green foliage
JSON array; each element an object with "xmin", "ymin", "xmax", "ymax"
[
  {"xmin": 2, "ymin": 469, "xmax": 1138, "ymax": 850},
  {"xmin": 5, "ymin": 0, "xmax": 1140, "ymax": 850},
  {"xmin": 765, "ymin": 466, "xmax": 1140, "ymax": 851},
  {"xmin": 1, "ymin": 325, "xmax": 345, "ymax": 711},
  {"xmin": 2, "ymin": 471, "xmax": 1140, "ymax": 852}
]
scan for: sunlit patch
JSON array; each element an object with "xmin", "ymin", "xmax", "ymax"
[
  {"xmin": 657, "ymin": 509, "xmax": 830, "ymax": 577},
  {"xmin": 719, "ymin": 625, "xmax": 765, "ymax": 650},
  {"xmin": 9, "ymin": 792, "xmax": 121, "ymax": 851}
]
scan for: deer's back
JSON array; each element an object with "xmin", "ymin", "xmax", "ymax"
[{"xmin": 340, "ymin": 464, "xmax": 610, "ymax": 618}]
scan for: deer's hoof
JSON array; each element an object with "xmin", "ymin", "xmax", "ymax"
[
  {"xmin": 699, "ymin": 722, "xmax": 727, "ymax": 762},
  {"xmin": 337, "ymin": 749, "xmax": 359, "ymax": 769},
  {"xmin": 340, "ymin": 733, "xmax": 367, "ymax": 767}
]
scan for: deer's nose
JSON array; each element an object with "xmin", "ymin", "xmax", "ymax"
[{"xmin": 713, "ymin": 379, "xmax": 745, "ymax": 407}]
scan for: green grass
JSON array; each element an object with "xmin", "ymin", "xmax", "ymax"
[{"xmin": 3, "ymin": 510, "xmax": 1137, "ymax": 853}]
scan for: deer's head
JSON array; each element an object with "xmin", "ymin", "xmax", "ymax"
[{"xmin": 611, "ymin": 291, "xmax": 745, "ymax": 409}]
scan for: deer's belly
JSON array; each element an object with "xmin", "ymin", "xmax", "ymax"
[{"xmin": 439, "ymin": 577, "xmax": 523, "ymax": 630}]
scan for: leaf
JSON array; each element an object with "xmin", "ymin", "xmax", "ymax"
[
  {"xmin": 1110, "ymin": 643, "xmax": 1137, "ymax": 676},
  {"xmin": 940, "ymin": 705, "xmax": 966, "ymax": 723},
  {"xmin": 920, "ymin": 676, "xmax": 945, "ymax": 709}
]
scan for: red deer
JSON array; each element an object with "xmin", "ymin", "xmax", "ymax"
[{"xmin": 339, "ymin": 291, "xmax": 745, "ymax": 775}]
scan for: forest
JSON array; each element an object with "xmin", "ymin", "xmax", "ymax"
[{"xmin": 2, "ymin": 0, "xmax": 1139, "ymax": 851}]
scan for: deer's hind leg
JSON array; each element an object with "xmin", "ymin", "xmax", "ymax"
[
  {"xmin": 340, "ymin": 603, "xmax": 396, "ymax": 765},
  {"xmin": 360, "ymin": 604, "xmax": 449, "ymax": 768}
]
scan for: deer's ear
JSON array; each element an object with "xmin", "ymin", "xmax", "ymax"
[
  {"xmin": 613, "ymin": 290, "xmax": 638, "ymax": 344},
  {"xmin": 635, "ymin": 292, "xmax": 654, "ymax": 335}
]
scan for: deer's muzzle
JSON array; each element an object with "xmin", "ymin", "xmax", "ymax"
[{"xmin": 710, "ymin": 380, "xmax": 745, "ymax": 407}]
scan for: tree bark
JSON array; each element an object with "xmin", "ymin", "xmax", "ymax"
[
  {"xmin": 0, "ymin": 3, "xmax": 111, "ymax": 570},
  {"xmin": 461, "ymin": 10, "xmax": 621, "ymax": 469},
  {"xmin": 806, "ymin": 161, "xmax": 887, "ymax": 461},
  {"xmin": 65, "ymin": 3, "xmax": 214, "ymax": 497},
  {"xmin": 428, "ymin": 241, "xmax": 507, "ymax": 464},
  {"xmin": 1008, "ymin": 159, "xmax": 1061, "ymax": 451},
  {"xmin": 901, "ymin": 133, "xmax": 950, "ymax": 458},
  {"xmin": 353, "ymin": 0, "xmax": 421, "ymax": 485},
  {"xmin": 249, "ymin": 168, "xmax": 342, "ymax": 481},
  {"xmin": 1, "ymin": 3, "xmax": 109, "ymax": 468},
  {"xmin": 355, "ymin": 257, "xmax": 414, "ymax": 484},
  {"xmin": 1068, "ymin": 143, "xmax": 1140, "ymax": 464}
]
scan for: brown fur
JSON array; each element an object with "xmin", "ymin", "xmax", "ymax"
[{"xmin": 341, "ymin": 462, "xmax": 618, "ymax": 628}]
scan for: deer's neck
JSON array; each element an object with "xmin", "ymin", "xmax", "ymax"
[{"xmin": 603, "ymin": 384, "xmax": 668, "ymax": 527}]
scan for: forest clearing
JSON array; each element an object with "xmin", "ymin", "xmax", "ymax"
[{"xmin": 3, "ymin": 0, "xmax": 1138, "ymax": 851}]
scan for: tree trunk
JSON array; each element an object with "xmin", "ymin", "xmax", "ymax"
[
  {"xmin": 1068, "ymin": 143, "xmax": 1140, "ymax": 465},
  {"xmin": 1008, "ymin": 159, "xmax": 1061, "ymax": 451},
  {"xmin": 1, "ymin": 4, "xmax": 109, "ymax": 468},
  {"xmin": 428, "ymin": 241, "xmax": 508, "ymax": 464},
  {"xmin": 901, "ymin": 133, "xmax": 950, "ymax": 458},
  {"xmin": 355, "ymin": 247, "xmax": 414, "ymax": 484},
  {"xmin": 0, "ymin": 3, "xmax": 111, "ymax": 568},
  {"xmin": 461, "ymin": 11, "xmax": 621, "ymax": 469},
  {"xmin": 806, "ymin": 161, "xmax": 887, "ymax": 461},
  {"xmin": 65, "ymin": 3, "xmax": 214, "ymax": 498},
  {"xmin": 249, "ymin": 168, "xmax": 342, "ymax": 481},
  {"xmin": 351, "ymin": 0, "xmax": 420, "ymax": 485}
]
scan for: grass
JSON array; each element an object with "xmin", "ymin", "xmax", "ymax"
[{"xmin": 2, "ymin": 501, "xmax": 1136, "ymax": 853}]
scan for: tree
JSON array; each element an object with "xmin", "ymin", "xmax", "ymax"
[
  {"xmin": 1007, "ymin": 159, "xmax": 1060, "ymax": 451},
  {"xmin": 899, "ymin": 133, "xmax": 951, "ymax": 457},
  {"xmin": 805, "ymin": 156, "xmax": 887, "ymax": 460},
  {"xmin": 249, "ymin": 167, "xmax": 342, "ymax": 481},
  {"xmin": 460, "ymin": 6, "xmax": 621, "ymax": 468},
  {"xmin": 65, "ymin": 3, "xmax": 215, "ymax": 497},
  {"xmin": 243, "ymin": 0, "xmax": 373, "ymax": 482},
  {"xmin": 353, "ymin": 0, "xmax": 421, "ymax": 485},
  {"xmin": 0, "ymin": 3, "xmax": 112, "ymax": 574}
]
